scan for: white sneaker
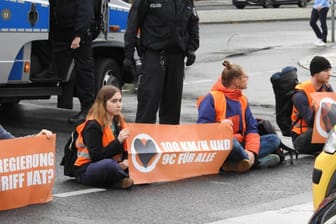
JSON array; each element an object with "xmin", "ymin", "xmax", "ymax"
[
  {"xmin": 314, "ymin": 39, "xmax": 322, "ymax": 45},
  {"xmin": 315, "ymin": 39, "xmax": 327, "ymax": 47}
]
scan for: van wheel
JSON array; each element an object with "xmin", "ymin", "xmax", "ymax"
[
  {"xmin": 94, "ymin": 58, "xmax": 122, "ymax": 93},
  {"xmin": 263, "ymin": 0, "xmax": 272, "ymax": 8},
  {"xmin": 298, "ymin": 0, "xmax": 307, "ymax": 7},
  {"xmin": 234, "ymin": 3, "xmax": 246, "ymax": 9},
  {"xmin": 273, "ymin": 4, "xmax": 280, "ymax": 7}
]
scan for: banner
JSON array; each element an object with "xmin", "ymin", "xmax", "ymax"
[
  {"xmin": 311, "ymin": 92, "xmax": 336, "ymax": 143},
  {"xmin": 127, "ymin": 123, "xmax": 232, "ymax": 184},
  {"xmin": 0, "ymin": 135, "xmax": 56, "ymax": 211}
]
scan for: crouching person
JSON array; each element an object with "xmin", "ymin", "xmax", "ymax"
[
  {"xmin": 197, "ymin": 60, "xmax": 281, "ymax": 173},
  {"xmin": 73, "ymin": 86, "xmax": 133, "ymax": 189}
]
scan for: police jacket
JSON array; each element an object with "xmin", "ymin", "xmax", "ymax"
[
  {"xmin": 197, "ymin": 78, "xmax": 260, "ymax": 155},
  {"xmin": 124, "ymin": 0, "xmax": 200, "ymax": 57},
  {"xmin": 50, "ymin": 0, "xmax": 94, "ymax": 42}
]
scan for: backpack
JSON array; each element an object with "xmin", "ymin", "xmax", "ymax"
[
  {"xmin": 60, "ymin": 130, "xmax": 79, "ymax": 177},
  {"xmin": 91, "ymin": 0, "xmax": 106, "ymax": 40},
  {"xmin": 270, "ymin": 66, "xmax": 299, "ymax": 137}
]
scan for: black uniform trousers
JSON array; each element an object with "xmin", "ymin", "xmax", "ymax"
[
  {"xmin": 136, "ymin": 49, "xmax": 185, "ymax": 124},
  {"xmin": 73, "ymin": 41, "xmax": 95, "ymax": 112}
]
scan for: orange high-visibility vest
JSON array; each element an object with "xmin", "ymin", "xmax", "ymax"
[
  {"xmin": 291, "ymin": 80, "xmax": 315, "ymax": 135},
  {"xmin": 74, "ymin": 119, "xmax": 127, "ymax": 167}
]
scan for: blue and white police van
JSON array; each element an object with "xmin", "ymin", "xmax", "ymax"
[{"xmin": 0, "ymin": 0, "xmax": 131, "ymax": 108}]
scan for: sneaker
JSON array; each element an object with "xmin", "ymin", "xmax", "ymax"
[
  {"xmin": 315, "ymin": 39, "xmax": 327, "ymax": 47},
  {"xmin": 314, "ymin": 39, "xmax": 322, "ymax": 45},
  {"xmin": 257, "ymin": 154, "xmax": 281, "ymax": 169},
  {"xmin": 116, "ymin": 177, "xmax": 134, "ymax": 189},
  {"xmin": 222, "ymin": 159, "xmax": 253, "ymax": 173},
  {"xmin": 68, "ymin": 111, "xmax": 87, "ymax": 124}
]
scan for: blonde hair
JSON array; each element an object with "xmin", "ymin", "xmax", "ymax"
[
  {"xmin": 87, "ymin": 85, "xmax": 123, "ymax": 127},
  {"xmin": 221, "ymin": 60, "xmax": 244, "ymax": 87}
]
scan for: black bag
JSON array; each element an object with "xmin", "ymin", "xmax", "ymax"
[
  {"xmin": 257, "ymin": 118, "xmax": 298, "ymax": 164},
  {"xmin": 60, "ymin": 130, "xmax": 79, "ymax": 177},
  {"xmin": 270, "ymin": 66, "xmax": 299, "ymax": 137}
]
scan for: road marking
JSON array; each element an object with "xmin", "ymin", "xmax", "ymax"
[
  {"xmin": 53, "ymin": 188, "xmax": 107, "ymax": 198},
  {"xmin": 206, "ymin": 202, "xmax": 313, "ymax": 224}
]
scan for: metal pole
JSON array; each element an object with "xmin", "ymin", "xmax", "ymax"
[{"xmin": 332, "ymin": 0, "xmax": 335, "ymax": 42}]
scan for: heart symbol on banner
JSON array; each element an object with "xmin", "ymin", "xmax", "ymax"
[{"xmin": 134, "ymin": 138, "xmax": 158, "ymax": 168}]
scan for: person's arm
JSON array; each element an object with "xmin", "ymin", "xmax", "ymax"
[
  {"xmin": 197, "ymin": 94, "xmax": 217, "ymax": 123},
  {"xmin": 0, "ymin": 125, "xmax": 15, "ymax": 139},
  {"xmin": 124, "ymin": 0, "xmax": 142, "ymax": 59},
  {"xmin": 71, "ymin": 0, "xmax": 94, "ymax": 49},
  {"xmin": 292, "ymin": 91, "xmax": 314, "ymax": 127},
  {"xmin": 187, "ymin": 0, "xmax": 200, "ymax": 53},
  {"xmin": 82, "ymin": 120, "xmax": 124, "ymax": 162}
]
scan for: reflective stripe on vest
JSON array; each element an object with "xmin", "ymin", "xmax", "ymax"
[
  {"xmin": 291, "ymin": 80, "xmax": 315, "ymax": 135},
  {"xmin": 74, "ymin": 119, "xmax": 127, "ymax": 167}
]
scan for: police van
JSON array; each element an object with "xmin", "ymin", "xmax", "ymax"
[{"xmin": 0, "ymin": 0, "xmax": 131, "ymax": 109}]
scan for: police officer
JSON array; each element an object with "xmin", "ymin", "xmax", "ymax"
[
  {"xmin": 50, "ymin": 0, "xmax": 96, "ymax": 124},
  {"xmin": 123, "ymin": 0, "xmax": 199, "ymax": 124}
]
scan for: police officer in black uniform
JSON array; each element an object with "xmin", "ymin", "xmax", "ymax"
[
  {"xmin": 123, "ymin": 0, "xmax": 199, "ymax": 124},
  {"xmin": 50, "ymin": 0, "xmax": 96, "ymax": 124}
]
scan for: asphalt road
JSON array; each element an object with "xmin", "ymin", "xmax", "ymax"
[{"xmin": 1, "ymin": 18, "xmax": 332, "ymax": 223}]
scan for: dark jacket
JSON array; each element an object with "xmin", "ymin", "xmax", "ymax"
[
  {"xmin": 124, "ymin": 0, "xmax": 199, "ymax": 57},
  {"xmin": 50, "ymin": 0, "xmax": 95, "ymax": 42}
]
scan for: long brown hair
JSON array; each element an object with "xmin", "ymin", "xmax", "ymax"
[
  {"xmin": 87, "ymin": 85, "xmax": 123, "ymax": 127},
  {"xmin": 221, "ymin": 60, "xmax": 244, "ymax": 87}
]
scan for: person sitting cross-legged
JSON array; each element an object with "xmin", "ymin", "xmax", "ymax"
[{"xmin": 197, "ymin": 60, "xmax": 281, "ymax": 173}]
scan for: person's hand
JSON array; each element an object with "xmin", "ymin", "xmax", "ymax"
[
  {"xmin": 245, "ymin": 150, "xmax": 255, "ymax": 165},
  {"xmin": 119, "ymin": 159, "xmax": 129, "ymax": 170},
  {"xmin": 70, "ymin": 37, "xmax": 81, "ymax": 49},
  {"xmin": 186, "ymin": 51, "xmax": 196, "ymax": 66},
  {"xmin": 36, "ymin": 129, "xmax": 53, "ymax": 139},
  {"xmin": 221, "ymin": 119, "xmax": 233, "ymax": 126},
  {"xmin": 123, "ymin": 57, "xmax": 136, "ymax": 78},
  {"xmin": 118, "ymin": 128, "xmax": 130, "ymax": 144}
]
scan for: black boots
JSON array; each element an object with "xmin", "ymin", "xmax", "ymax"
[{"xmin": 68, "ymin": 110, "xmax": 87, "ymax": 125}]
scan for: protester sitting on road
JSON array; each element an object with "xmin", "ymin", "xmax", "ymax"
[
  {"xmin": 0, "ymin": 125, "xmax": 53, "ymax": 139},
  {"xmin": 197, "ymin": 60, "xmax": 281, "ymax": 173},
  {"xmin": 73, "ymin": 85, "xmax": 133, "ymax": 189},
  {"xmin": 291, "ymin": 56, "xmax": 333, "ymax": 155}
]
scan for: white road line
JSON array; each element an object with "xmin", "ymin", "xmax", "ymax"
[
  {"xmin": 206, "ymin": 202, "xmax": 313, "ymax": 224},
  {"xmin": 53, "ymin": 188, "xmax": 107, "ymax": 198}
]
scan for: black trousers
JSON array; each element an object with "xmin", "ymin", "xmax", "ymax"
[
  {"xmin": 310, "ymin": 7, "xmax": 329, "ymax": 42},
  {"xmin": 136, "ymin": 49, "xmax": 185, "ymax": 124},
  {"xmin": 73, "ymin": 41, "xmax": 95, "ymax": 112},
  {"xmin": 292, "ymin": 128, "xmax": 324, "ymax": 155}
]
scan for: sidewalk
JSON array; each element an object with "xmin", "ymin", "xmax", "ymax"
[
  {"xmin": 194, "ymin": 0, "xmax": 313, "ymax": 24},
  {"xmin": 197, "ymin": 7, "xmax": 312, "ymax": 24}
]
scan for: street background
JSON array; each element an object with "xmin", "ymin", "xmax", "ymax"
[{"xmin": 0, "ymin": 1, "xmax": 335, "ymax": 223}]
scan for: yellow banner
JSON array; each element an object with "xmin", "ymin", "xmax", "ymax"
[
  {"xmin": 127, "ymin": 123, "xmax": 232, "ymax": 184},
  {"xmin": 0, "ymin": 135, "xmax": 56, "ymax": 211}
]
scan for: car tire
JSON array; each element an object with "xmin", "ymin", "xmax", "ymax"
[
  {"xmin": 234, "ymin": 3, "xmax": 246, "ymax": 9},
  {"xmin": 298, "ymin": 0, "xmax": 307, "ymax": 7},
  {"xmin": 272, "ymin": 3, "xmax": 280, "ymax": 7},
  {"xmin": 263, "ymin": 0, "xmax": 273, "ymax": 8},
  {"xmin": 326, "ymin": 172, "xmax": 336, "ymax": 199},
  {"xmin": 94, "ymin": 58, "xmax": 122, "ymax": 93}
]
